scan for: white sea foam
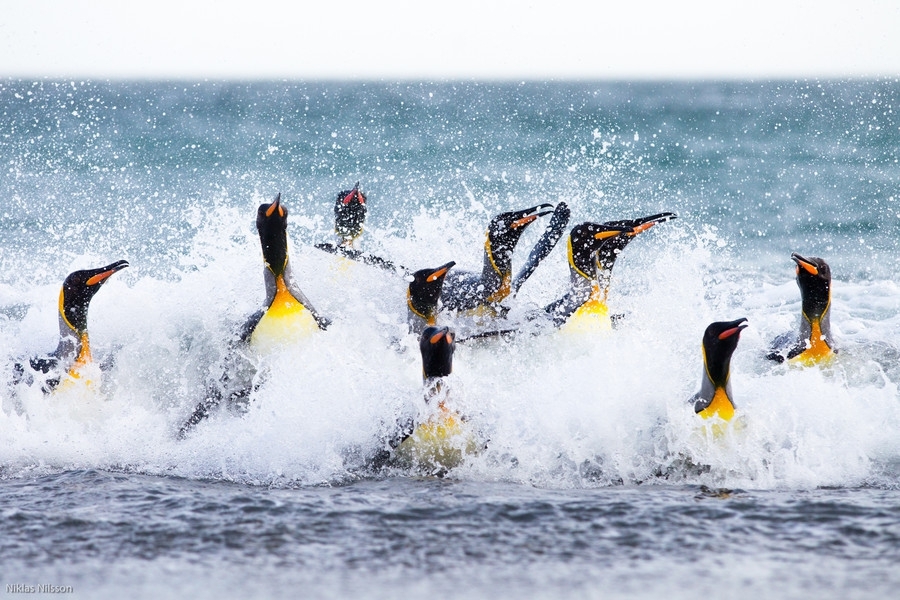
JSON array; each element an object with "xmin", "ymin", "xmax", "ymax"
[{"xmin": 2, "ymin": 198, "xmax": 899, "ymax": 490}]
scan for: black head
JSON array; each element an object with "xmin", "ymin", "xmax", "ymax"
[
  {"xmin": 486, "ymin": 204, "xmax": 554, "ymax": 275},
  {"xmin": 595, "ymin": 212, "xmax": 677, "ymax": 272},
  {"xmin": 334, "ymin": 183, "xmax": 367, "ymax": 243},
  {"xmin": 257, "ymin": 193, "xmax": 289, "ymax": 277},
  {"xmin": 59, "ymin": 260, "xmax": 129, "ymax": 334},
  {"xmin": 792, "ymin": 253, "xmax": 831, "ymax": 321},
  {"xmin": 701, "ymin": 318, "xmax": 748, "ymax": 388},
  {"xmin": 567, "ymin": 222, "xmax": 633, "ymax": 280},
  {"xmin": 420, "ymin": 326, "xmax": 455, "ymax": 379},
  {"xmin": 408, "ymin": 261, "xmax": 456, "ymax": 322}
]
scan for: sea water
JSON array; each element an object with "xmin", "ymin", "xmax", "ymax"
[{"xmin": 0, "ymin": 80, "xmax": 899, "ymax": 598}]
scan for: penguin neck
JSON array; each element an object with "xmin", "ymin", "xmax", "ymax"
[
  {"xmin": 423, "ymin": 377, "xmax": 448, "ymax": 405},
  {"xmin": 482, "ymin": 237, "xmax": 512, "ymax": 303},
  {"xmin": 55, "ymin": 325, "xmax": 92, "ymax": 371},
  {"xmin": 697, "ymin": 347, "xmax": 735, "ymax": 421},
  {"xmin": 263, "ymin": 267, "xmax": 302, "ymax": 312},
  {"xmin": 799, "ymin": 299, "xmax": 833, "ymax": 357}
]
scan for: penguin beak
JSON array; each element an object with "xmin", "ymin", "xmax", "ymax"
[
  {"xmin": 511, "ymin": 215, "xmax": 538, "ymax": 229},
  {"xmin": 629, "ymin": 221, "xmax": 656, "ymax": 235},
  {"xmin": 430, "ymin": 327, "xmax": 450, "ymax": 344},
  {"xmin": 718, "ymin": 319, "xmax": 749, "ymax": 340},
  {"xmin": 265, "ymin": 193, "xmax": 285, "ymax": 218},
  {"xmin": 86, "ymin": 260, "xmax": 129, "ymax": 286},
  {"xmin": 426, "ymin": 261, "xmax": 456, "ymax": 282},
  {"xmin": 791, "ymin": 253, "xmax": 818, "ymax": 276},
  {"xmin": 594, "ymin": 229, "xmax": 625, "ymax": 240}
]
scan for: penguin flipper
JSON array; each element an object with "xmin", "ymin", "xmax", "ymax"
[
  {"xmin": 314, "ymin": 242, "xmax": 409, "ymax": 276},
  {"xmin": 239, "ymin": 310, "xmax": 266, "ymax": 344},
  {"xmin": 368, "ymin": 416, "xmax": 416, "ymax": 471},
  {"xmin": 766, "ymin": 332, "xmax": 801, "ymax": 363},
  {"xmin": 511, "ymin": 202, "xmax": 571, "ymax": 295}
]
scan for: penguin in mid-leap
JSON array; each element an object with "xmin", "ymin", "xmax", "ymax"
[
  {"xmin": 766, "ymin": 253, "xmax": 835, "ymax": 366},
  {"xmin": 441, "ymin": 203, "xmax": 568, "ymax": 315},
  {"xmin": 15, "ymin": 260, "xmax": 129, "ymax": 393},
  {"xmin": 178, "ymin": 194, "xmax": 329, "ymax": 437},
  {"xmin": 407, "ymin": 261, "xmax": 455, "ymax": 335},
  {"xmin": 389, "ymin": 325, "xmax": 479, "ymax": 474},
  {"xmin": 691, "ymin": 318, "xmax": 748, "ymax": 421}
]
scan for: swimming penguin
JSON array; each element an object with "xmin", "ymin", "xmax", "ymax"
[
  {"xmin": 314, "ymin": 183, "xmax": 407, "ymax": 275},
  {"xmin": 691, "ymin": 318, "xmax": 748, "ymax": 421},
  {"xmin": 407, "ymin": 261, "xmax": 456, "ymax": 334},
  {"xmin": 333, "ymin": 182, "xmax": 367, "ymax": 248},
  {"xmin": 543, "ymin": 222, "xmax": 635, "ymax": 329},
  {"xmin": 390, "ymin": 325, "xmax": 479, "ymax": 474},
  {"xmin": 544, "ymin": 212, "xmax": 675, "ymax": 330},
  {"xmin": 15, "ymin": 260, "xmax": 129, "ymax": 393},
  {"xmin": 178, "ymin": 194, "xmax": 329, "ymax": 437},
  {"xmin": 441, "ymin": 203, "xmax": 566, "ymax": 315},
  {"xmin": 766, "ymin": 253, "xmax": 835, "ymax": 366},
  {"xmin": 241, "ymin": 193, "xmax": 330, "ymax": 351}
]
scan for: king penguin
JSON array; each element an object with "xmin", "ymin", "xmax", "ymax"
[
  {"xmin": 544, "ymin": 212, "xmax": 675, "ymax": 331},
  {"xmin": 334, "ymin": 182, "xmax": 367, "ymax": 249},
  {"xmin": 543, "ymin": 222, "xmax": 635, "ymax": 330},
  {"xmin": 314, "ymin": 183, "xmax": 407, "ymax": 274},
  {"xmin": 241, "ymin": 193, "xmax": 330, "ymax": 352},
  {"xmin": 691, "ymin": 318, "xmax": 748, "ymax": 421},
  {"xmin": 16, "ymin": 260, "xmax": 129, "ymax": 393},
  {"xmin": 407, "ymin": 261, "xmax": 455, "ymax": 335},
  {"xmin": 391, "ymin": 325, "xmax": 479, "ymax": 474},
  {"xmin": 178, "ymin": 194, "xmax": 329, "ymax": 438},
  {"xmin": 766, "ymin": 253, "xmax": 835, "ymax": 366},
  {"xmin": 440, "ymin": 204, "xmax": 563, "ymax": 315}
]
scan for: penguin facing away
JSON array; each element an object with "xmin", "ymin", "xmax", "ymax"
[{"xmin": 766, "ymin": 253, "xmax": 835, "ymax": 366}]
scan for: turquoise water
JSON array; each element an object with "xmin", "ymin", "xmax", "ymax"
[{"xmin": 1, "ymin": 80, "xmax": 899, "ymax": 598}]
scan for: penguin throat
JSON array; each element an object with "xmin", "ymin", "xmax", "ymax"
[
  {"xmin": 793, "ymin": 319, "xmax": 833, "ymax": 365},
  {"xmin": 407, "ymin": 289, "xmax": 437, "ymax": 323},
  {"xmin": 698, "ymin": 387, "xmax": 735, "ymax": 421},
  {"xmin": 485, "ymin": 237, "xmax": 511, "ymax": 279},
  {"xmin": 485, "ymin": 273, "xmax": 512, "ymax": 304},
  {"xmin": 250, "ymin": 275, "xmax": 318, "ymax": 352},
  {"xmin": 74, "ymin": 332, "xmax": 92, "ymax": 368}
]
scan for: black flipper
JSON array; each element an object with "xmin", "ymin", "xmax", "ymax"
[
  {"xmin": 511, "ymin": 202, "xmax": 571, "ymax": 295},
  {"xmin": 314, "ymin": 242, "xmax": 410, "ymax": 276}
]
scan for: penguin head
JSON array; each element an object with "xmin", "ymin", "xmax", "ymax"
[
  {"xmin": 59, "ymin": 260, "xmax": 129, "ymax": 334},
  {"xmin": 420, "ymin": 325, "xmax": 455, "ymax": 380},
  {"xmin": 701, "ymin": 318, "xmax": 748, "ymax": 389},
  {"xmin": 257, "ymin": 193, "xmax": 289, "ymax": 277},
  {"xmin": 594, "ymin": 212, "xmax": 677, "ymax": 272},
  {"xmin": 334, "ymin": 183, "xmax": 367, "ymax": 244},
  {"xmin": 408, "ymin": 261, "xmax": 456, "ymax": 323},
  {"xmin": 567, "ymin": 222, "xmax": 633, "ymax": 280},
  {"xmin": 485, "ymin": 204, "xmax": 554, "ymax": 275},
  {"xmin": 792, "ymin": 253, "xmax": 831, "ymax": 322}
]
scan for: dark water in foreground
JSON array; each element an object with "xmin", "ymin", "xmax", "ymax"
[{"xmin": 2, "ymin": 471, "xmax": 899, "ymax": 599}]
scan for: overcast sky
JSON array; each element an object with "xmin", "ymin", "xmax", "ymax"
[{"xmin": 1, "ymin": 0, "xmax": 898, "ymax": 79}]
